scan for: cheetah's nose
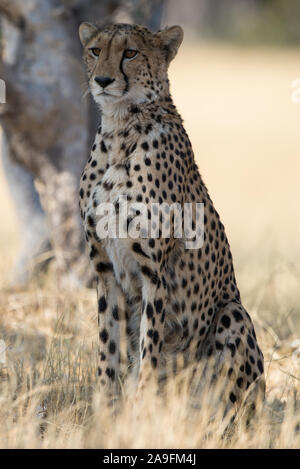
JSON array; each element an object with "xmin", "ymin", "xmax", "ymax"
[{"xmin": 94, "ymin": 76, "xmax": 115, "ymax": 89}]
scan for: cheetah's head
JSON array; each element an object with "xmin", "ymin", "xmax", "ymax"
[{"xmin": 79, "ymin": 23, "xmax": 183, "ymax": 117}]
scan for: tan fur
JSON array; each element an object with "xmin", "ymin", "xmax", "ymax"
[{"xmin": 78, "ymin": 23, "xmax": 265, "ymax": 417}]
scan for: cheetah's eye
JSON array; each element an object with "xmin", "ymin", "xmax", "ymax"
[
  {"xmin": 124, "ymin": 49, "xmax": 138, "ymax": 59},
  {"xmin": 89, "ymin": 48, "xmax": 101, "ymax": 57}
]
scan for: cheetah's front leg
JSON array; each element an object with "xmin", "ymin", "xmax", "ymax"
[
  {"xmin": 126, "ymin": 238, "xmax": 168, "ymax": 397},
  {"xmin": 96, "ymin": 272, "xmax": 123, "ymax": 395},
  {"xmin": 136, "ymin": 273, "xmax": 167, "ymax": 398},
  {"xmin": 89, "ymin": 243, "xmax": 125, "ymax": 397}
]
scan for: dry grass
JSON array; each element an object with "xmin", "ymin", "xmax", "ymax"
[{"xmin": 0, "ymin": 42, "xmax": 299, "ymax": 448}]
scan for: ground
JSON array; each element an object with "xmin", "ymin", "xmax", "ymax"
[{"xmin": 0, "ymin": 42, "xmax": 299, "ymax": 448}]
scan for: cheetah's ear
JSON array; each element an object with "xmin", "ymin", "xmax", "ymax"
[
  {"xmin": 79, "ymin": 22, "xmax": 98, "ymax": 46},
  {"xmin": 156, "ymin": 25, "xmax": 184, "ymax": 63}
]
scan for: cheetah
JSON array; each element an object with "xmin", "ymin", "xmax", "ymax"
[{"xmin": 78, "ymin": 22, "xmax": 265, "ymax": 419}]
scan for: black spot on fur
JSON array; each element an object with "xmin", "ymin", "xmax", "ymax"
[{"xmin": 98, "ymin": 296, "xmax": 107, "ymax": 313}]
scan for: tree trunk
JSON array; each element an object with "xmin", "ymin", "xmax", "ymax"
[{"xmin": 0, "ymin": 0, "xmax": 166, "ymax": 288}]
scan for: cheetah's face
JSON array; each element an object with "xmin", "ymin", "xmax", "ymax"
[{"xmin": 79, "ymin": 23, "xmax": 183, "ymax": 114}]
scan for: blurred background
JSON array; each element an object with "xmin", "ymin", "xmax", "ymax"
[
  {"xmin": 1, "ymin": 0, "xmax": 299, "ymax": 318},
  {"xmin": 0, "ymin": 0, "xmax": 299, "ymax": 367},
  {"xmin": 0, "ymin": 0, "xmax": 299, "ymax": 448}
]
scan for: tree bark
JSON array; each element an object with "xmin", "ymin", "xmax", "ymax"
[{"xmin": 0, "ymin": 0, "xmax": 166, "ymax": 287}]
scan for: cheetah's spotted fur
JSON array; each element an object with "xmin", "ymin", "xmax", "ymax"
[{"xmin": 78, "ymin": 22, "xmax": 265, "ymax": 417}]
